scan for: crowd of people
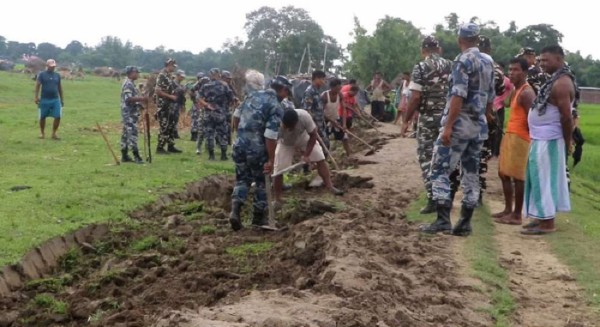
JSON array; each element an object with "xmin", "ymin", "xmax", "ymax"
[{"xmin": 33, "ymin": 22, "xmax": 579, "ymax": 234}]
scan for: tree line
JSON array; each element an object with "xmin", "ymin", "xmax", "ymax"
[{"xmin": 1, "ymin": 8, "xmax": 599, "ymax": 87}]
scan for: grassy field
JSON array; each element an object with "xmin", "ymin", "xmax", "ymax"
[
  {"xmin": 0, "ymin": 71, "xmax": 233, "ymax": 265},
  {"xmin": 546, "ymin": 103, "xmax": 600, "ymax": 310}
]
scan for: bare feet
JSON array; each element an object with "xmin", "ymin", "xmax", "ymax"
[
  {"xmin": 51, "ymin": 135, "xmax": 61, "ymax": 140},
  {"xmin": 39, "ymin": 134, "xmax": 45, "ymax": 139},
  {"xmin": 492, "ymin": 210, "xmax": 511, "ymax": 218},
  {"xmin": 521, "ymin": 219, "xmax": 556, "ymax": 235},
  {"xmin": 494, "ymin": 213, "xmax": 522, "ymax": 225}
]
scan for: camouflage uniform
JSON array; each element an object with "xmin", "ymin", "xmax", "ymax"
[
  {"xmin": 192, "ymin": 77, "xmax": 209, "ymax": 151},
  {"xmin": 172, "ymin": 78, "xmax": 187, "ymax": 139},
  {"xmin": 410, "ymin": 53, "xmax": 460, "ymax": 201},
  {"xmin": 479, "ymin": 58, "xmax": 506, "ymax": 197},
  {"xmin": 120, "ymin": 78, "xmax": 141, "ymax": 152},
  {"xmin": 231, "ymin": 89, "xmax": 283, "ymax": 222},
  {"xmin": 302, "ymin": 84, "xmax": 329, "ymax": 149},
  {"xmin": 431, "ymin": 46, "xmax": 495, "ymax": 209},
  {"xmin": 282, "ymin": 98, "xmax": 296, "ymax": 111},
  {"xmin": 526, "ymin": 65, "xmax": 548, "ymax": 95},
  {"xmin": 199, "ymin": 79, "xmax": 234, "ymax": 155},
  {"xmin": 154, "ymin": 69, "xmax": 177, "ymax": 149}
]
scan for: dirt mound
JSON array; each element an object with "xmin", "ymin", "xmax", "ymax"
[{"xmin": 0, "ymin": 123, "xmax": 491, "ymax": 327}]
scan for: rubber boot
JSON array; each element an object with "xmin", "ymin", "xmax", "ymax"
[
  {"xmin": 452, "ymin": 206, "xmax": 474, "ymax": 237},
  {"xmin": 419, "ymin": 204, "xmax": 452, "ymax": 234},
  {"xmin": 156, "ymin": 146, "xmax": 169, "ymax": 155},
  {"xmin": 419, "ymin": 198, "xmax": 436, "ymax": 214},
  {"xmin": 229, "ymin": 201, "xmax": 243, "ymax": 231},
  {"xmin": 168, "ymin": 144, "xmax": 182, "ymax": 153},
  {"xmin": 190, "ymin": 132, "xmax": 198, "ymax": 142},
  {"xmin": 132, "ymin": 150, "xmax": 144, "ymax": 164},
  {"xmin": 208, "ymin": 150, "xmax": 216, "ymax": 161},
  {"xmin": 477, "ymin": 192, "xmax": 484, "ymax": 207},
  {"xmin": 121, "ymin": 148, "xmax": 133, "ymax": 163},
  {"xmin": 220, "ymin": 146, "xmax": 228, "ymax": 161},
  {"xmin": 251, "ymin": 209, "xmax": 269, "ymax": 228}
]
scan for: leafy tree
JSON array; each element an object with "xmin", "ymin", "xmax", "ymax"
[
  {"xmin": 36, "ymin": 42, "xmax": 61, "ymax": 60},
  {"xmin": 65, "ymin": 40, "xmax": 84, "ymax": 57},
  {"xmin": 0, "ymin": 35, "xmax": 7, "ymax": 56}
]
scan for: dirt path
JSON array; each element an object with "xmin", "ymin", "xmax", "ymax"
[
  {"xmin": 485, "ymin": 159, "xmax": 597, "ymax": 327},
  {"xmin": 154, "ymin": 124, "xmax": 491, "ymax": 327}
]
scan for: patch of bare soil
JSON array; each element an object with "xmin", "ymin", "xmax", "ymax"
[
  {"xmin": 0, "ymin": 123, "xmax": 489, "ymax": 327},
  {"xmin": 485, "ymin": 158, "xmax": 597, "ymax": 327}
]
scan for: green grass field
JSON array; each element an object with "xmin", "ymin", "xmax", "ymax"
[{"xmin": 0, "ymin": 71, "xmax": 232, "ymax": 265}]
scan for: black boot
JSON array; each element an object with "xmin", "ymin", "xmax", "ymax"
[
  {"xmin": 167, "ymin": 144, "xmax": 182, "ymax": 153},
  {"xmin": 220, "ymin": 146, "xmax": 228, "ymax": 161},
  {"xmin": 419, "ymin": 204, "xmax": 452, "ymax": 234},
  {"xmin": 156, "ymin": 146, "xmax": 169, "ymax": 155},
  {"xmin": 121, "ymin": 148, "xmax": 133, "ymax": 163},
  {"xmin": 452, "ymin": 206, "xmax": 474, "ymax": 236},
  {"xmin": 208, "ymin": 150, "xmax": 216, "ymax": 161},
  {"xmin": 478, "ymin": 192, "xmax": 484, "ymax": 207},
  {"xmin": 190, "ymin": 132, "xmax": 198, "ymax": 142},
  {"xmin": 251, "ymin": 209, "xmax": 269, "ymax": 228},
  {"xmin": 132, "ymin": 150, "xmax": 144, "ymax": 164},
  {"xmin": 229, "ymin": 201, "xmax": 243, "ymax": 231},
  {"xmin": 420, "ymin": 198, "xmax": 436, "ymax": 214}
]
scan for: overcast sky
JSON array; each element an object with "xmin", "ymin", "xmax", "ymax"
[{"xmin": 1, "ymin": 0, "xmax": 595, "ymax": 59}]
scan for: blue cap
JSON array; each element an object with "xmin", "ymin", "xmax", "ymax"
[
  {"xmin": 125, "ymin": 66, "xmax": 139, "ymax": 75},
  {"xmin": 458, "ymin": 23, "xmax": 480, "ymax": 38}
]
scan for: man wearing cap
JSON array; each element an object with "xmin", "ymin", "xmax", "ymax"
[
  {"xmin": 198, "ymin": 68, "xmax": 234, "ymax": 161},
  {"xmin": 422, "ymin": 23, "xmax": 495, "ymax": 236},
  {"xmin": 402, "ymin": 35, "xmax": 459, "ymax": 214},
  {"xmin": 154, "ymin": 58, "xmax": 182, "ymax": 154},
  {"xmin": 229, "ymin": 75, "xmax": 287, "ymax": 231},
  {"xmin": 302, "ymin": 70, "xmax": 329, "ymax": 150},
  {"xmin": 120, "ymin": 66, "xmax": 148, "ymax": 164},
  {"xmin": 518, "ymin": 47, "xmax": 547, "ymax": 95},
  {"xmin": 189, "ymin": 72, "xmax": 205, "ymax": 142},
  {"xmin": 172, "ymin": 69, "xmax": 187, "ymax": 140},
  {"xmin": 221, "ymin": 70, "xmax": 238, "ymax": 145},
  {"xmin": 34, "ymin": 59, "xmax": 64, "ymax": 140},
  {"xmin": 477, "ymin": 35, "xmax": 506, "ymax": 205}
]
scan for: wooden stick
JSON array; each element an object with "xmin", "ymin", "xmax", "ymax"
[
  {"xmin": 271, "ymin": 162, "xmax": 306, "ymax": 178},
  {"xmin": 316, "ymin": 133, "xmax": 340, "ymax": 171},
  {"xmin": 265, "ymin": 173, "xmax": 275, "ymax": 223},
  {"xmin": 96, "ymin": 122, "xmax": 120, "ymax": 166}
]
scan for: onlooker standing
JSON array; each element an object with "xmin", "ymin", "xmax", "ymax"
[
  {"xmin": 493, "ymin": 58, "xmax": 535, "ymax": 225},
  {"xmin": 492, "ymin": 71, "xmax": 514, "ymax": 157},
  {"xmin": 522, "ymin": 45, "xmax": 574, "ymax": 235},
  {"xmin": 34, "ymin": 59, "xmax": 64, "ymax": 140},
  {"xmin": 422, "ymin": 23, "xmax": 495, "ymax": 236},
  {"xmin": 120, "ymin": 66, "xmax": 148, "ymax": 164},
  {"xmin": 366, "ymin": 72, "xmax": 391, "ymax": 121}
]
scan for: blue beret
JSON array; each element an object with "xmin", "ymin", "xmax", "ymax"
[{"xmin": 458, "ymin": 23, "xmax": 480, "ymax": 38}]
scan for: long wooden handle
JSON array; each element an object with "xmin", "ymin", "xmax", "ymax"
[
  {"xmin": 271, "ymin": 162, "xmax": 306, "ymax": 178},
  {"xmin": 345, "ymin": 129, "xmax": 375, "ymax": 150},
  {"xmin": 316, "ymin": 133, "xmax": 340, "ymax": 171},
  {"xmin": 96, "ymin": 122, "xmax": 120, "ymax": 166},
  {"xmin": 265, "ymin": 173, "xmax": 275, "ymax": 222}
]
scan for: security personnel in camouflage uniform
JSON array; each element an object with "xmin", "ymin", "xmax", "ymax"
[
  {"xmin": 190, "ymin": 72, "xmax": 205, "ymax": 142},
  {"xmin": 198, "ymin": 68, "xmax": 233, "ymax": 161},
  {"xmin": 518, "ymin": 47, "xmax": 548, "ymax": 95},
  {"xmin": 229, "ymin": 74, "xmax": 289, "ymax": 231},
  {"xmin": 478, "ymin": 36, "xmax": 506, "ymax": 205},
  {"xmin": 193, "ymin": 75, "xmax": 211, "ymax": 153},
  {"xmin": 172, "ymin": 69, "xmax": 187, "ymax": 140},
  {"xmin": 154, "ymin": 58, "xmax": 182, "ymax": 154},
  {"xmin": 402, "ymin": 35, "xmax": 459, "ymax": 214},
  {"xmin": 221, "ymin": 70, "xmax": 237, "ymax": 145},
  {"xmin": 120, "ymin": 66, "xmax": 147, "ymax": 164},
  {"xmin": 423, "ymin": 23, "xmax": 495, "ymax": 236},
  {"xmin": 302, "ymin": 70, "xmax": 328, "ymax": 149}
]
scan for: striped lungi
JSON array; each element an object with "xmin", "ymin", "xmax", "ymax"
[{"xmin": 524, "ymin": 138, "xmax": 571, "ymax": 220}]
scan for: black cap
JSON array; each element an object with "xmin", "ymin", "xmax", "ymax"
[
  {"xmin": 125, "ymin": 66, "xmax": 139, "ymax": 75},
  {"xmin": 164, "ymin": 58, "xmax": 177, "ymax": 67},
  {"xmin": 478, "ymin": 35, "xmax": 491, "ymax": 49},
  {"xmin": 271, "ymin": 75, "xmax": 292, "ymax": 90},
  {"xmin": 518, "ymin": 47, "xmax": 536, "ymax": 56},
  {"xmin": 221, "ymin": 70, "xmax": 232, "ymax": 79},
  {"xmin": 421, "ymin": 35, "xmax": 440, "ymax": 49}
]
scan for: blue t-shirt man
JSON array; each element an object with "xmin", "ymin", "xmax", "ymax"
[{"xmin": 34, "ymin": 59, "xmax": 64, "ymax": 139}]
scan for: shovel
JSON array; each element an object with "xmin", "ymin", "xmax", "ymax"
[
  {"xmin": 345, "ymin": 129, "xmax": 377, "ymax": 156},
  {"xmin": 316, "ymin": 133, "xmax": 340, "ymax": 171}
]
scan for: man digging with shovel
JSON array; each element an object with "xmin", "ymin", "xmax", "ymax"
[{"xmin": 273, "ymin": 109, "xmax": 344, "ymax": 207}]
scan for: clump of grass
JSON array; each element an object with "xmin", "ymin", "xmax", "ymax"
[
  {"xmin": 25, "ymin": 275, "xmax": 72, "ymax": 292},
  {"xmin": 130, "ymin": 236, "xmax": 160, "ymax": 252},
  {"xmin": 225, "ymin": 242, "xmax": 273, "ymax": 258},
  {"xmin": 59, "ymin": 248, "xmax": 82, "ymax": 272},
  {"xmin": 32, "ymin": 294, "xmax": 69, "ymax": 314},
  {"xmin": 199, "ymin": 225, "xmax": 217, "ymax": 235}
]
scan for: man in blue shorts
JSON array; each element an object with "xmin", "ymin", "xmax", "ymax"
[{"xmin": 34, "ymin": 59, "xmax": 64, "ymax": 139}]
